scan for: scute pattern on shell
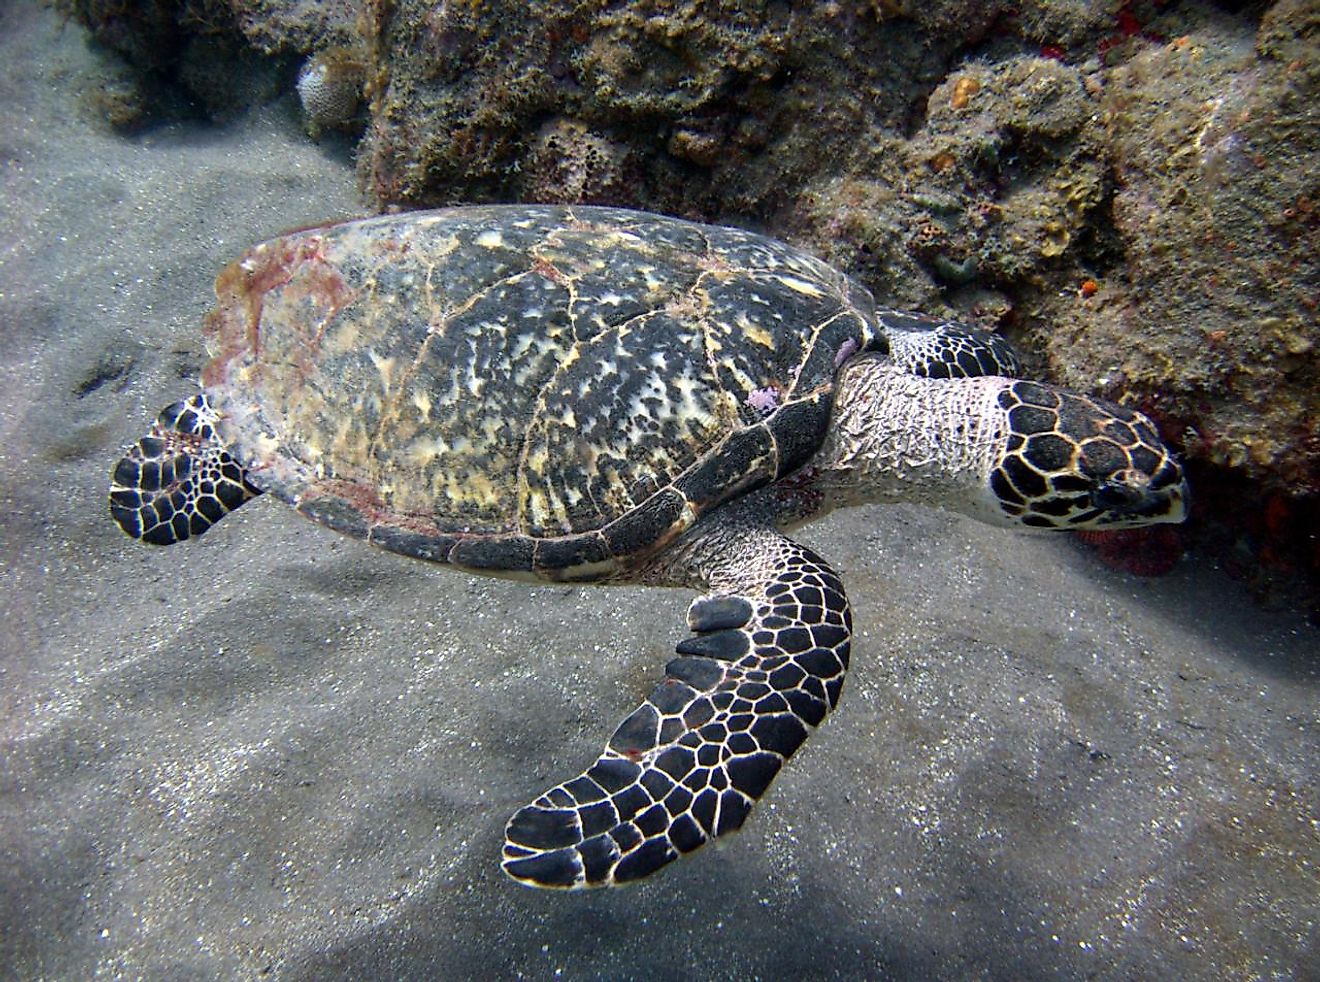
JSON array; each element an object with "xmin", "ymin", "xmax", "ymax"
[{"xmin": 200, "ymin": 205, "xmax": 879, "ymax": 572}]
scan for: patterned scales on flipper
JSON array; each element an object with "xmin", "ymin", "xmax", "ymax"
[
  {"xmin": 502, "ymin": 526, "xmax": 850, "ymax": 888},
  {"xmin": 878, "ymin": 308, "xmax": 1024, "ymax": 379},
  {"xmin": 109, "ymin": 394, "xmax": 261, "ymax": 544}
]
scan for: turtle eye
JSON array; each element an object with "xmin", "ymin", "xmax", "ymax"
[{"xmin": 1091, "ymin": 472, "xmax": 1149, "ymax": 512}]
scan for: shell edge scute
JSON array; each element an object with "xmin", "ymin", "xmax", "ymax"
[
  {"xmin": 673, "ymin": 425, "xmax": 777, "ymax": 513},
  {"xmin": 449, "ymin": 534, "xmax": 537, "ymax": 573},
  {"xmin": 600, "ymin": 488, "xmax": 692, "ymax": 560},
  {"xmin": 768, "ymin": 390, "xmax": 835, "ymax": 478}
]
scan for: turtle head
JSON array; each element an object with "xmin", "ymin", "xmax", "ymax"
[{"xmin": 987, "ymin": 381, "xmax": 1187, "ymax": 530}]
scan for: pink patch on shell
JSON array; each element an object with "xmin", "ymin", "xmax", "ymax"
[{"xmin": 747, "ymin": 386, "xmax": 780, "ymax": 415}]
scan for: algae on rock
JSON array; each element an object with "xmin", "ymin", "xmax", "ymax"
[{"xmin": 1047, "ymin": 2, "xmax": 1319, "ymax": 493}]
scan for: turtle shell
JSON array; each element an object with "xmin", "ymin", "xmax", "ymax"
[{"xmin": 201, "ymin": 205, "xmax": 882, "ymax": 580}]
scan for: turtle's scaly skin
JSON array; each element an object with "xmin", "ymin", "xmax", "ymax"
[
  {"xmin": 109, "ymin": 205, "xmax": 1188, "ymax": 890},
  {"xmin": 809, "ymin": 361, "xmax": 1189, "ymax": 531},
  {"xmin": 199, "ymin": 205, "xmax": 883, "ymax": 580},
  {"xmin": 878, "ymin": 308, "xmax": 1024, "ymax": 380}
]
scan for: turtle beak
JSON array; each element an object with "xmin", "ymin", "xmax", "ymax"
[
  {"xmin": 1149, "ymin": 458, "xmax": 1189, "ymax": 524},
  {"xmin": 1093, "ymin": 461, "xmax": 1188, "ymax": 525},
  {"xmin": 1164, "ymin": 480, "xmax": 1188, "ymax": 523}
]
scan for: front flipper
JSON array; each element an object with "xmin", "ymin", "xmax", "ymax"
[
  {"xmin": 109, "ymin": 394, "xmax": 261, "ymax": 545},
  {"xmin": 502, "ymin": 530, "xmax": 850, "ymax": 888}
]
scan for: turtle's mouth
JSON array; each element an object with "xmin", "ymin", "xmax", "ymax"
[
  {"xmin": 1092, "ymin": 467, "xmax": 1188, "ymax": 525},
  {"xmin": 1107, "ymin": 486, "xmax": 1186, "ymax": 523}
]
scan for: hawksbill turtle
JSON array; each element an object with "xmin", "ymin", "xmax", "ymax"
[{"xmin": 108, "ymin": 204, "xmax": 1187, "ymax": 889}]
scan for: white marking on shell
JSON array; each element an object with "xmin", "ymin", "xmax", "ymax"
[
  {"xmin": 475, "ymin": 229, "xmax": 504, "ymax": 248},
  {"xmin": 734, "ymin": 310, "xmax": 774, "ymax": 348},
  {"xmin": 465, "ymin": 360, "xmax": 484, "ymax": 396},
  {"xmin": 368, "ymin": 349, "xmax": 396, "ymax": 390},
  {"xmin": 409, "ymin": 435, "xmax": 444, "ymax": 468},
  {"xmin": 640, "ymin": 267, "xmax": 665, "ymax": 293},
  {"xmin": 626, "ymin": 377, "xmax": 676, "ymax": 438},
  {"xmin": 672, "ymin": 372, "xmax": 708, "ymax": 421},
  {"xmin": 239, "ymin": 245, "xmax": 266, "ymax": 273},
  {"xmin": 775, "ymin": 274, "xmax": 826, "ymax": 297}
]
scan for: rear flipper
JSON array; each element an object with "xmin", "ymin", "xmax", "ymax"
[
  {"xmin": 502, "ymin": 529, "xmax": 851, "ymax": 888},
  {"xmin": 109, "ymin": 394, "xmax": 261, "ymax": 545},
  {"xmin": 877, "ymin": 307, "xmax": 1024, "ymax": 379}
]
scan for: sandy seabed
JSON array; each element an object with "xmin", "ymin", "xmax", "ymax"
[{"xmin": 1, "ymin": 4, "xmax": 1316, "ymax": 979}]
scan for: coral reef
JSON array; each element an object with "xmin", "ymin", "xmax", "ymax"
[
  {"xmin": 230, "ymin": 0, "xmax": 361, "ymax": 54},
  {"xmin": 354, "ymin": 0, "xmax": 988, "ymax": 209},
  {"xmin": 787, "ymin": 53, "xmax": 1107, "ymax": 315},
  {"xmin": 520, "ymin": 118, "xmax": 641, "ymax": 206},
  {"xmin": 1044, "ymin": 3, "xmax": 1319, "ymax": 495},
  {"xmin": 52, "ymin": 0, "xmax": 190, "ymax": 73},
  {"xmin": 178, "ymin": 32, "xmax": 286, "ymax": 120}
]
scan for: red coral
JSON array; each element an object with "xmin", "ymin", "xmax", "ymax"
[
  {"xmin": 1115, "ymin": 6, "xmax": 1143, "ymax": 38},
  {"xmin": 1073, "ymin": 526, "xmax": 1185, "ymax": 577},
  {"xmin": 1098, "ymin": 3, "xmax": 1166, "ymax": 59}
]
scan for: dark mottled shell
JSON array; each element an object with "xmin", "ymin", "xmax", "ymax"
[{"xmin": 201, "ymin": 205, "xmax": 880, "ymax": 579}]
